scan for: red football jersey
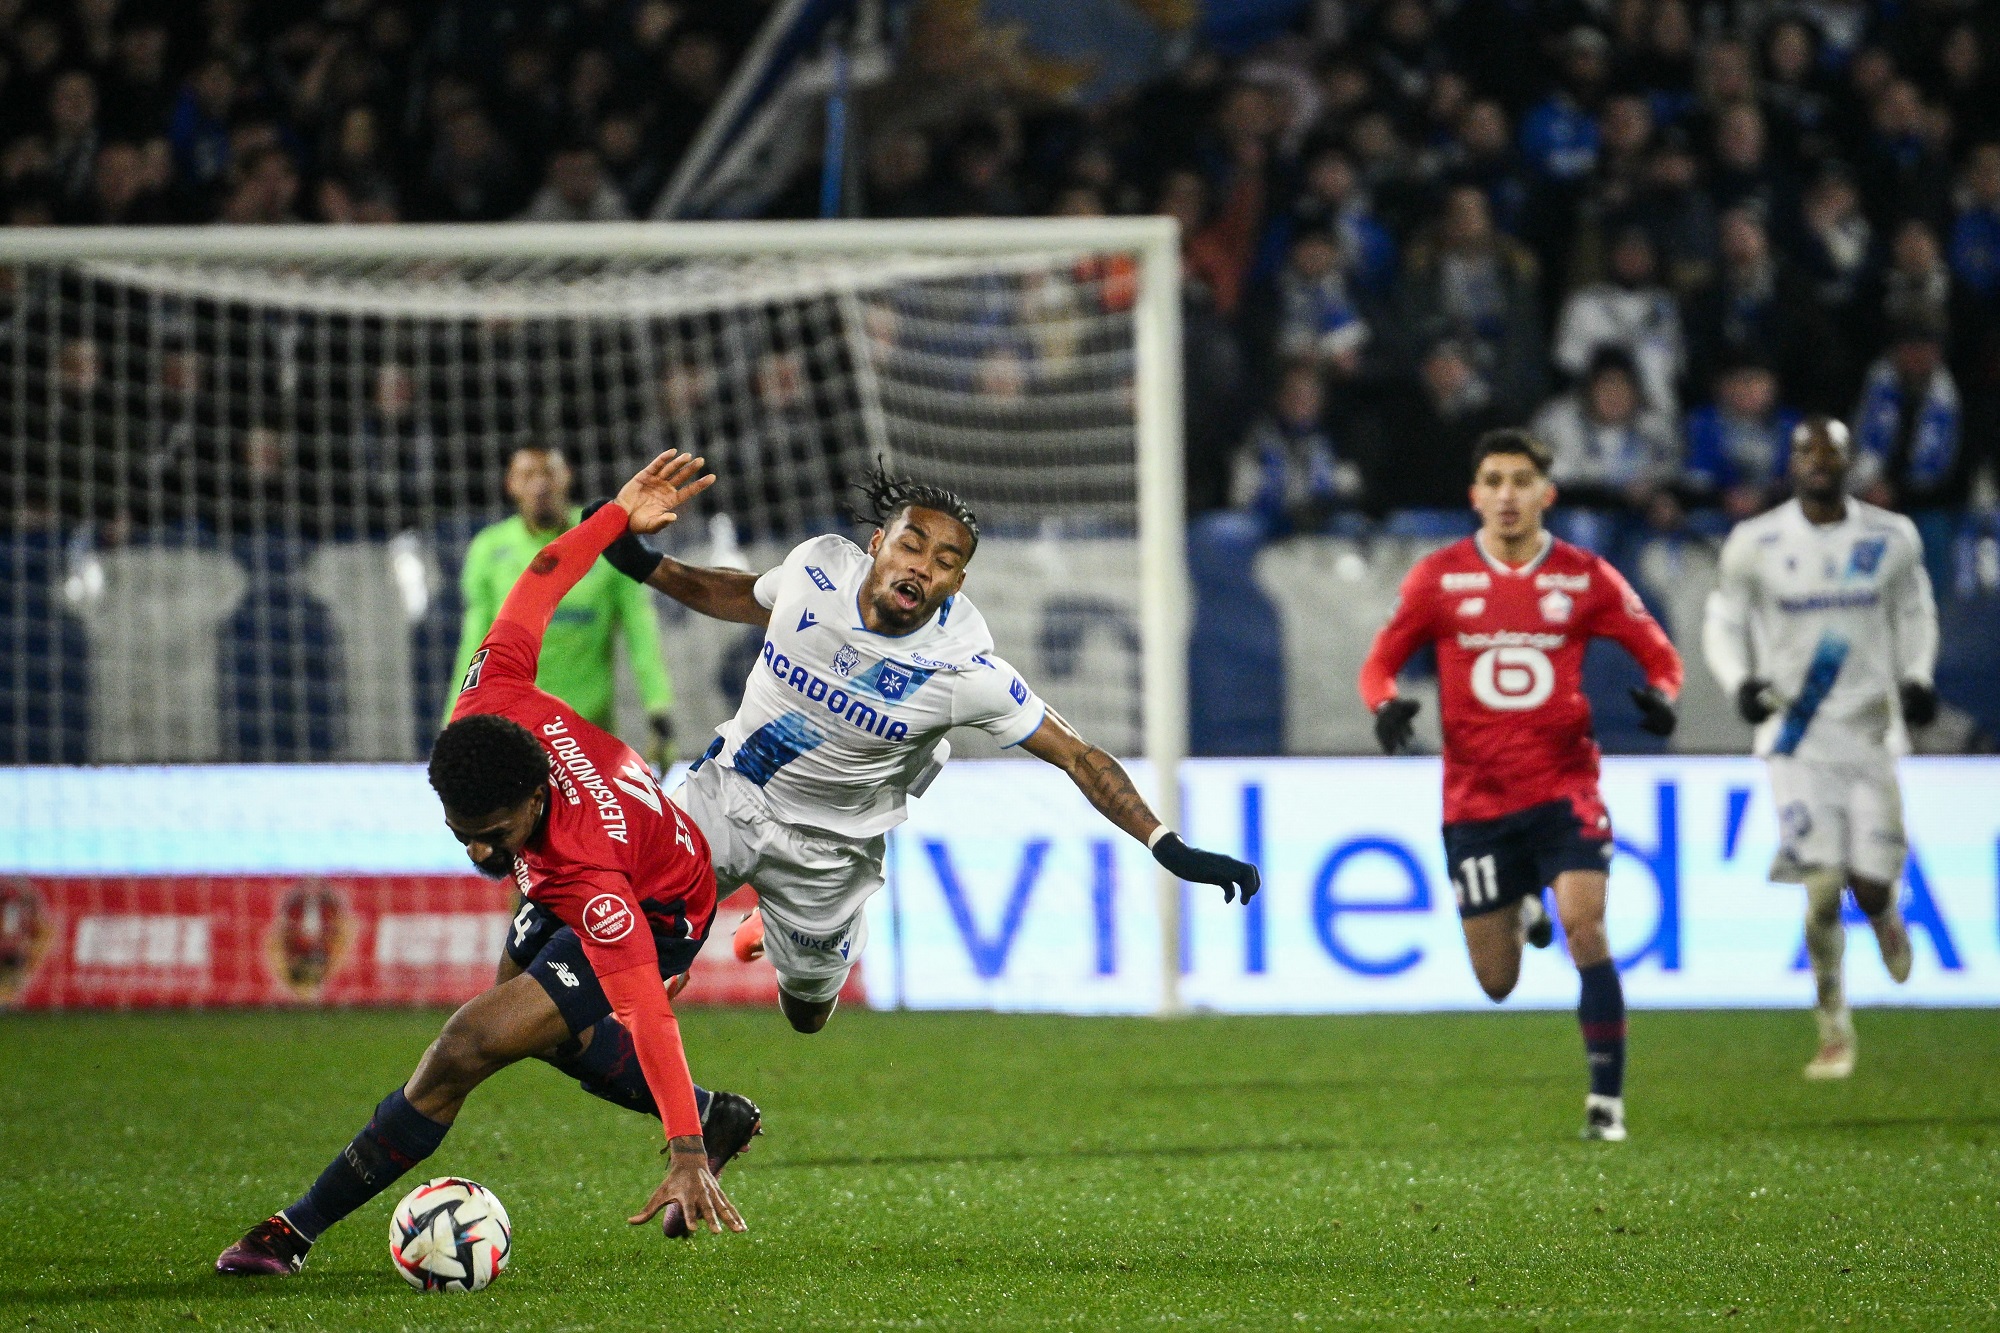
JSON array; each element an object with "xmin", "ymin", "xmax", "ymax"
[
  {"xmin": 1359, "ymin": 533, "xmax": 1683, "ymax": 826},
  {"xmin": 450, "ymin": 528, "xmax": 715, "ymax": 979}
]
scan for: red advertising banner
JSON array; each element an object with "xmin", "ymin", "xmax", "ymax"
[{"xmin": 0, "ymin": 878, "xmax": 860, "ymax": 1011}]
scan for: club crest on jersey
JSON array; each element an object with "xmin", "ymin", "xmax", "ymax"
[
  {"xmin": 832, "ymin": 644, "xmax": 862, "ymax": 677},
  {"xmin": 877, "ymin": 664, "xmax": 911, "ymax": 700},
  {"xmin": 1539, "ymin": 589, "xmax": 1574, "ymax": 623},
  {"xmin": 806, "ymin": 565, "xmax": 836, "ymax": 592},
  {"xmin": 1847, "ymin": 538, "xmax": 1886, "ymax": 577},
  {"xmin": 1457, "ymin": 597, "xmax": 1486, "ymax": 617}
]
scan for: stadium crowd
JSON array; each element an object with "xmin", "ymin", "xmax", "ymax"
[{"xmin": 860, "ymin": 0, "xmax": 2000, "ymax": 600}]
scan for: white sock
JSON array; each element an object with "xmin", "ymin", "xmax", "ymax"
[{"xmin": 1803, "ymin": 869, "xmax": 1848, "ymax": 1038}]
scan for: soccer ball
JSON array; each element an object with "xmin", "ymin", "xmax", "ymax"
[{"xmin": 388, "ymin": 1177, "xmax": 511, "ymax": 1292}]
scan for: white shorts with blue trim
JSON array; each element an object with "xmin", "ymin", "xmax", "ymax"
[
  {"xmin": 670, "ymin": 759, "xmax": 882, "ymax": 1004},
  {"xmin": 1766, "ymin": 752, "xmax": 1907, "ymax": 885}
]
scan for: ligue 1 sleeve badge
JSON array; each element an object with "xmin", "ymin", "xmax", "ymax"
[
  {"xmin": 0, "ymin": 879, "xmax": 53, "ymax": 1007},
  {"xmin": 266, "ymin": 880, "xmax": 355, "ymax": 1002}
]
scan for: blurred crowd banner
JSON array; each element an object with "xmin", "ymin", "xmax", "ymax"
[{"xmin": 3, "ymin": 758, "xmax": 1997, "ymax": 1013}]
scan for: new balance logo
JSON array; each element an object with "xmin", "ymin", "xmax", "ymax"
[
  {"xmin": 550, "ymin": 961, "xmax": 581, "ymax": 989},
  {"xmin": 797, "ymin": 608, "xmax": 818, "ymax": 632}
]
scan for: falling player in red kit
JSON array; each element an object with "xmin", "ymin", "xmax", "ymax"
[
  {"xmin": 1358, "ymin": 430, "xmax": 1683, "ymax": 1142},
  {"xmin": 218, "ymin": 452, "xmax": 752, "ymax": 1277}
]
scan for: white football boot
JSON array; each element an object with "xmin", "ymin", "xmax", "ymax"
[
  {"xmin": 1581, "ymin": 1094, "xmax": 1627, "ymax": 1142},
  {"xmin": 1871, "ymin": 910, "xmax": 1913, "ymax": 984},
  {"xmin": 1803, "ymin": 1008, "xmax": 1856, "ymax": 1080}
]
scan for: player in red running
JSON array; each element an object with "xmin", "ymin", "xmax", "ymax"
[
  {"xmin": 217, "ymin": 452, "xmax": 752, "ymax": 1277},
  {"xmin": 1358, "ymin": 430, "xmax": 1683, "ymax": 1142}
]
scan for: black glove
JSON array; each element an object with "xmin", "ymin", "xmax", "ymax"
[
  {"xmin": 1736, "ymin": 678, "xmax": 1775, "ymax": 725},
  {"xmin": 646, "ymin": 711, "xmax": 677, "ymax": 771},
  {"xmin": 1152, "ymin": 833, "xmax": 1260, "ymax": 905},
  {"xmin": 581, "ymin": 498, "xmax": 664, "ymax": 583},
  {"xmin": 1374, "ymin": 697, "xmax": 1420, "ymax": 754},
  {"xmin": 1899, "ymin": 680, "xmax": 1938, "ymax": 728},
  {"xmin": 1630, "ymin": 685, "xmax": 1678, "ymax": 737}
]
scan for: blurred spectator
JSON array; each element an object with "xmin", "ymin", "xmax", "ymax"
[
  {"xmin": 167, "ymin": 56, "xmax": 234, "ymax": 210},
  {"xmin": 1432, "ymin": 98, "xmax": 1528, "ymax": 238},
  {"xmin": 1853, "ymin": 318, "xmax": 1965, "ymax": 586},
  {"xmin": 596, "ymin": 109, "xmax": 665, "ymax": 216},
  {"xmin": 45, "ymin": 69, "xmax": 99, "ymax": 215},
  {"xmin": 1684, "ymin": 357, "xmax": 1804, "ymax": 520},
  {"xmin": 1708, "ymin": 101, "xmax": 1793, "ymax": 229},
  {"xmin": 1636, "ymin": 129, "xmax": 1719, "ymax": 295},
  {"xmin": 218, "ymin": 144, "xmax": 300, "ymax": 225},
  {"xmin": 1796, "ymin": 164, "xmax": 1875, "ymax": 310},
  {"xmin": 1357, "ymin": 339, "xmax": 1507, "ymax": 511},
  {"xmin": 1951, "ymin": 142, "xmax": 2000, "ymax": 300},
  {"xmin": 1157, "ymin": 165, "xmax": 1260, "ymax": 319},
  {"xmin": 421, "ymin": 106, "xmax": 526, "ymax": 222},
  {"xmin": 1520, "ymin": 27, "xmax": 1610, "ymax": 184},
  {"xmin": 1760, "ymin": 17, "xmax": 1837, "ymax": 170},
  {"xmin": 1858, "ymin": 78, "xmax": 1951, "ymax": 229},
  {"xmin": 103, "ymin": 24, "xmax": 171, "ymax": 143},
  {"xmin": 1286, "ymin": 144, "xmax": 1396, "ymax": 298},
  {"xmin": 1273, "ymin": 228, "xmax": 1368, "ymax": 377},
  {"xmin": 1396, "ymin": 183, "xmax": 1544, "ymax": 417},
  {"xmin": 1231, "ymin": 361, "xmax": 1362, "ymax": 536},
  {"xmin": 1553, "ymin": 225, "xmax": 1685, "ymax": 415},
  {"xmin": 1531, "ymin": 345, "xmax": 1678, "ymax": 506},
  {"xmin": 1684, "ymin": 207, "xmax": 1825, "ymax": 410},
  {"xmin": 82, "ymin": 139, "xmax": 167, "ymax": 225},
  {"xmin": 519, "ymin": 142, "xmax": 631, "ymax": 222},
  {"xmin": 1873, "ymin": 217, "xmax": 1955, "ymax": 347}
]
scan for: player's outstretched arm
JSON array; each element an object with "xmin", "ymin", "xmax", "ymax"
[
  {"xmin": 580, "ymin": 497, "xmax": 772, "ymax": 628},
  {"xmin": 1019, "ymin": 710, "xmax": 1260, "ymax": 904}
]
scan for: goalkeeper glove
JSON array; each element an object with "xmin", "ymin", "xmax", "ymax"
[
  {"xmin": 1630, "ymin": 685, "xmax": 1678, "ymax": 737},
  {"xmin": 646, "ymin": 711, "xmax": 677, "ymax": 773},
  {"xmin": 1373, "ymin": 697, "xmax": 1420, "ymax": 754},
  {"xmin": 1151, "ymin": 832, "xmax": 1260, "ymax": 904},
  {"xmin": 581, "ymin": 498, "xmax": 664, "ymax": 583}
]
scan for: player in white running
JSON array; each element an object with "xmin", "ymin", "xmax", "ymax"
[
  {"xmin": 1701, "ymin": 416, "xmax": 1937, "ymax": 1080},
  {"xmin": 590, "ymin": 465, "xmax": 1258, "ymax": 1032}
]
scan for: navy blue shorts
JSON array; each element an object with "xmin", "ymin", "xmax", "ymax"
[
  {"xmin": 503, "ymin": 899, "xmax": 706, "ymax": 1036},
  {"xmin": 1440, "ymin": 799, "xmax": 1612, "ymax": 919}
]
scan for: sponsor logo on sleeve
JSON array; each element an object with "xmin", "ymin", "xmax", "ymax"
[
  {"xmin": 459, "ymin": 648, "xmax": 489, "ymax": 694},
  {"xmin": 1441, "ymin": 572, "xmax": 1491, "ymax": 591},
  {"xmin": 1009, "ymin": 677, "xmax": 1029, "ymax": 705},
  {"xmin": 582, "ymin": 893, "xmax": 635, "ymax": 944},
  {"xmin": 806, "ymin": 565, "xmax": 836, "ymax": 592}
]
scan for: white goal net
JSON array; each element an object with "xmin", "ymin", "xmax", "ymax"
[{"xmin": 0, "ymin": 220, "xmax": 1188, "ymax": 1010}]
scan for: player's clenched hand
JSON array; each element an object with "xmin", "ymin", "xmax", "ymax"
[
  {"xmin": 1735, "ymin": 678, "xmax": 1776, "ymax": 725},
  {"xmin": 1152, "ymin": 833, "xmax": 1260, "ymax": 904},
  {"xmin": 628, "ymin": 1146, "xmax": 746, "ymax": 1237},
  {"xmin": 616, "ymin": 450, "xmax": 718, "ymax": 536},
  {"xmin": 1374, "ymin": 698, "xmax": 1420, "ymax": 754},
  {"xmin": 1629, "ymin": 685, "xmax": 1678, "ymax": 737}
]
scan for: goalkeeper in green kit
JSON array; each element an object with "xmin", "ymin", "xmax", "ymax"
[{"xmin": 446, "ymin": 445, "xmax": 677, "ymax": 767}]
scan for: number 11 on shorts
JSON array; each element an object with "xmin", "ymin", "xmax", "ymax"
[{"xmin": 1456, "ymin": 855, "xmax": 1499, "ymax": 909}]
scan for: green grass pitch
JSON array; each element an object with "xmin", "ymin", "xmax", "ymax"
[{"xmin": 2, "ymin": 1007, "xmax": 1997, "ymax": 1331}]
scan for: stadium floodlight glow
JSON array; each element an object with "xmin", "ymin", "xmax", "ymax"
[{"xmin": 0, "ymin": 219, "xmax": 1191, "ymax": 1013}]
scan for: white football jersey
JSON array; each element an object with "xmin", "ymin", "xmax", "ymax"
[
  {"xmin": 706, "ymin": 534, "xmax": 1046, "ymax": 838},
  {"xmin": 1702, "ymin": 499, "xmax": 1938, "ymax": 763}
]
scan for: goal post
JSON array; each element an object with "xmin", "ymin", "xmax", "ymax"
[{"xmin": 0, "ymin": 218, "xmax": 1191, "ymax": 1013}]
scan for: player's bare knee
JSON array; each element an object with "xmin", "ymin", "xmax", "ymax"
[{"xmin": 1472, "ymin": 956, "xmax": 1519, "ymax": 1001}]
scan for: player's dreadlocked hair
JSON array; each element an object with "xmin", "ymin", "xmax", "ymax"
[
  {"xmin": 428, "ymin": 713, "xmax": 550, "ymax": 816},
  {"xmin": 851, "ymin": 459, "xmax": 981, "ymax": 556}
]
